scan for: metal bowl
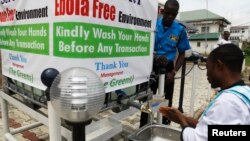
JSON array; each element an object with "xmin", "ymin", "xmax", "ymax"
[{"xmin": 128, "ymin": 124, "xmax": 181, "ymax": 141}]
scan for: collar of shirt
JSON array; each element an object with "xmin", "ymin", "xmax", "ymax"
[
  {"xmin": 219, "ymin": 80, "xmax": 245, "ymax": 92},
  {"xmin": 157, "ymin": 18, "xmax": 177, "ymax": 33}
]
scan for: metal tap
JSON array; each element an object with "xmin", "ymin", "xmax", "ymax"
[{"xmin": 141, "ymin": 101, "xmax": 152, "ymax": 113}]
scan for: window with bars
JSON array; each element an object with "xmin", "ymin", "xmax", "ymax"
[{"xmin": 201, "ymin": 26, "xmax": 209, "ymax": 33}]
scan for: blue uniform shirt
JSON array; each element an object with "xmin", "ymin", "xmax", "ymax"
[{"xmin": 154, "ymin": 18, "xmax": 191, "ymax": 61}]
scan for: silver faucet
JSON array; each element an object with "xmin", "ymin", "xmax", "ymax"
[{"xmin": 141, "ymin": 101, "xmax": 152, "ymax": 113}]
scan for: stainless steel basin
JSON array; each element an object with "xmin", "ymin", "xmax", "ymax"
[{"xmin": 128, "ymin": 124, "xmax": 181, "ymax": 141}]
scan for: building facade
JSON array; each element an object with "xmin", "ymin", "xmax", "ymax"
[
  {"xmin": 179, "ymin": 9, "xmax": 231, "ymax": 54},
  {"xmin": 230, "ymin": 26, "xmax": 250, "ymax": 43}
]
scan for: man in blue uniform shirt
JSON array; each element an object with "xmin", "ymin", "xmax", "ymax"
[{"xmin": 140, "ymin": 0, "xmax": 191, "ymax": 127}]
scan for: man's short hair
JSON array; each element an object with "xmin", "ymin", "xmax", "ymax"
[
  {"xmin": 209, "ymin": 44, "xmax": 244, "ymax": 73},
  {"xmin": 165, "ymin": 0, "xmax": 179, "ymax": 10}
]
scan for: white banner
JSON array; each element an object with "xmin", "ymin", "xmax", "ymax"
[{"xmin": 0, "ymin": 0, "xmax": 158, "ymax": 92}]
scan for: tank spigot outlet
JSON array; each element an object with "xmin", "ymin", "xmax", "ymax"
[{"xmin": 141, "ymin": 101, "xmax": 152, "ymax": 113}]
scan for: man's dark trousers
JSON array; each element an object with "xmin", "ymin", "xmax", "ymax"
[{"xmin": 140, "ymin": 62, "xmax": 174, "ymax": 127}]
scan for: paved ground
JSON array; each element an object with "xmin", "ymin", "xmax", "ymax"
[{"xmin": 1, "ymin": 64, "xmax": 249, "ymax": 141}]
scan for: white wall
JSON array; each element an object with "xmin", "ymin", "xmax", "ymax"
[
  {"xmin": 209, "ymin": 24, "xmax": 220, "ymax": 33},
  {"xmin": 190, "ymin": 40, "xmax": 218, "ymax": 55},
  {"xmin": 194, "ymin": 23, "xmax": 220, "ymax": 33}
]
